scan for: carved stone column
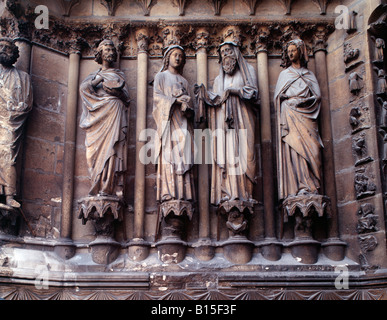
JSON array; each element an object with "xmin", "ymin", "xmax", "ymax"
[
  {"xmin": 254, "ymin": 26, "xmax": 282, "ymax": 261},
  {"xmin": 55, "ymin": 44, "xmax": 81, "ymax": 260},
  {"xmin": 192, "ymin": 28, "xmax": 214, "ymax": 261},
  {"xmin": 128, "ymin": 29, "xmax": 150, "ymax": 262},
  {"xmin": 313, "ymin": 26, "xmax": 346, "ymax": 261}
]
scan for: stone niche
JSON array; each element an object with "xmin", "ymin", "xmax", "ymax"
[{"xmin": 0, "ymin": 0, "xmax": 387, "ymax": 300}]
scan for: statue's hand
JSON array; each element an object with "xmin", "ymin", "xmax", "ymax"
[
  {"xmin": 91, "ymin": 74, "xmax": 104, "ymax": 88},
  {"xmin": 176, "ymin": 95, "xmax": 191, "ymax": 105}
]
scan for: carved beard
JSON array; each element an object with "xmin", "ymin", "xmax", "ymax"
[
  {"xmin": 222, "ymin": 56, "xmax": 237, "ymax": 75},
  {"xmin": 0, "ymin": 52, "xmax": 14, "ymax": 67},
  {"xmin": 102, "ymin": 52, "xmax": 116, "ymax": 65}
]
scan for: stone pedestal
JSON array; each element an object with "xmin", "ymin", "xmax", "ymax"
[
  {"xmin": 222, "ymin": 235, "xmax": 254, "ymax": 264},
  {"xmin": 282, "ymin": 194, "xmax": 330, "ymax": 264},
  {"xmin": 127, "ymin": 238, "xmax": 150, "ymax": 262},
  {"xmin": 156, "ymin": 200, "xmax": 193, "ymax": 264},
  {"xmin": 193, "ymin": 238, "xmax": 215, "ymax": 261},
  {"xmin": 322, "ymin": 238, "xmax": 347, "ymax": 261},
  {"xmin": 78, "ymin": 196, "xmax": 123, "ymax": 265},
  {"xmin": 218, "ymin": 200, "xmax": 255, "ymax": 263},
  {"xmin": 259, "ymin": 238, "xmax": 283, "ymax": 261}
]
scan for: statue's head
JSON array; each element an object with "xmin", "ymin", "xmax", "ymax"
[
  {"xmin": 218, "ymin": 42, "xmax": 239, "ymax": 75},
  {"xmin": 0, "ymin": 38, "xmax": 19, "ymax": 67},
  {"xmin": 95, "ymin": 39, "xmax": 118, "ymax": 65},
  {"xmin": 281, "ymin": 39, "xmax": 309, "ymax": 69},
  {"xmin": 161, "ymin": 45, "xmax": 186, "ymax": 74}
]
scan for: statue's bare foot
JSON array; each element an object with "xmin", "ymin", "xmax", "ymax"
[{"xmin": 6, "ymin": 197, "xmax": 21, "ymax": 208}]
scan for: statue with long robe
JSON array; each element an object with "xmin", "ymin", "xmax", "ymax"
[
  {"xmin": 274, "ymin": 39, "xmax": 323, "ymax": 201},
  {"xmin": 152, "ymin": 45, "xmax": 195, "ymax": 206},
  {"xmin": 79, "ymin": 39, "xmax": 130, "ymax": 197},
  {"xmin": 196, "ymin": 42, "xmax": 259, "ymax": 207},
  {"xmin": 0, "ymin": 38, "xmax": 33, "ymax": 208}
]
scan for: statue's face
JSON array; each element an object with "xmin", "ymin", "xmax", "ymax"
[
  {"xmin": 168, "ymin": 48, "xmax": 184, "ymax": 69},
  {"xmin": 101, "ymin": 44, "xmax": 117, "ymax": 64},
  {"xmin": 0, "ymin": 41, "xmax": 15, "ymax": 67},
  {"xmin": 287, "ymin": 44, "xmax": 300, "ymax": 64},
  {"xmin": 220, "ymin": 44, "xmax": 237, "ymax": 75}
]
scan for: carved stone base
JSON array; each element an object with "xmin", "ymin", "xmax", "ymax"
[
  {"xmin": 322, "ymin": 238, "xmax": 347, "ymax": 261},
  {"xmin": 221, "ymin": 235, "xmax": 254, "ymax": 264},
  {"xmin": 156, "ymin": 200, "xmax": 194, "ymax": 263},
  {"xmin": 78, "ymin": 196, "xmax": 123, "ymax": 265},
  {"xmin": 156, "ymin": 238, "xmax": 187, "ymax": 264},
  {"xmin": 193, "ymin": 238, "xmax": 215, "ymax": 261},
  {"xmin": 158, "ymin": 200, "xmax": 193, "ymax": 240},
  {"xmin": 127, "ymin": 238, "xmax": 150, "ymax": 262},
  {"xmin": 282, "ymin": 194, "xmax": 331, "ymax": 264},
  {"xmin": 216, "ymin": 200, "xmax": 256, "ymax": 263},
  {"xmin": 218, "ymin": 200, "xmax": 256, "ymax": 238},
  {"xmin": 89, "ymin": 236, "xmax": 121, "ymax": 265},
  {"xmin": 54, "ymin": 238, "xmax": 76, "ymax": 260},
  {"xmin": 288, "ymin": 238, "xmax": 321, "ymax": 264},
  {"xmin": 259, "ymin": 238, "xmax": 283, "ymax": 261}
]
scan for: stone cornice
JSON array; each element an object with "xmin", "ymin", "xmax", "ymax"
[{"xmin": 0, "ymin": 2, "xmax": 335, "ymax": 57}]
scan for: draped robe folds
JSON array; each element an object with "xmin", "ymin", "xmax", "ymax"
[
  {"xmin": 79, "ymin": 68, "xmax": 130, "ymax": 196},
  {"xmin": 0, "ymin": 65, "xmax": 33, "ymax": 196},
  {"xmin": 206, "ymin": 62, "xmax": 259, "ymax": 206},
  {"xmin": 274, "ymin": 66, "xmax": 323, "ymax": 201},
  {"xmin": 152, "ymin": 70, "xmax": 195, "ymax": 203}
]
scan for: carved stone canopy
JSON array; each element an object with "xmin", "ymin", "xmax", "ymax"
[
  {"xmin": 282, "ymin": 194, "xmax": 331, "ymax": 223},
  {"xmin": 159, "ymin": 200, "xmax": 194, "ymax": 221},
  {"xmin": 78, "ymin": 195, "xmax": 124, "ymax": 225},
  {"xmin": 217, "ymin": 199, "xmax": 257, "ymax": 216}
]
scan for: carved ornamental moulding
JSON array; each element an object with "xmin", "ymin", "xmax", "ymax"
[{"xmin": 0, "ymin": 1, "xmax": 335, "ymax": 57}]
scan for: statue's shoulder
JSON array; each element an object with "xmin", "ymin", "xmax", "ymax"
[{"xmin": 15, "ymin": 67, "xmax": 31, "ymax": 81}]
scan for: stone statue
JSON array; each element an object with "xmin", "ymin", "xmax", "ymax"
[
  {"xmin": 0, "ymin": 38, "xmax": 33, "ymax": 209},
  {"xmin": 152, "ymin": 45, "xmax": 195, "ymax": 246},
  {"xmin": 79, "ymin": 39, "xmax": 130, "ymax": 197},
  {"xmin": 375, "ymin": 38, "xmax": 385, "ymax": 62},
  {"xmin": 78, "ymin": 39, "xmax": 130, "ymax": 265},
  {"xmin": 197, "ymin": 42, "xmax": 259, "ymax": 207},
  {"xmin": 195, "ymin": 41, "xmax": 258, "ymax": 250},
  {"xmin": 274, "ymin": 39, "xmax": 323, "ymax": 201}
]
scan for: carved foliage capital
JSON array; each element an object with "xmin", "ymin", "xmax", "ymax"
[
  {"xmin": 194, "ymin": 28, "xmax": 210, "ymax": 51},
  {"xmin": 313, "ymin": 25, "xmax": 329, "ymax": 53},
  {"xmin": 136, "ymin": 30, "xmax": 150, "ymax": 53},
  {"xmin": 253, "ymin": 25, "xmax": 270, "ymax": 53}
]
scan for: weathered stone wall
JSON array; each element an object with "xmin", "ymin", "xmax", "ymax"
[{"xmin": 326, "ymin": 0, "xmax": 387, "ymax": 267}]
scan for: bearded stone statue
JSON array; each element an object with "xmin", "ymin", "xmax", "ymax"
[{"xmin": 0, "ymin": 38, "xmax": 33, "ymax": 209}]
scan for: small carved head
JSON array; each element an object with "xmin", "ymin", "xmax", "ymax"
[
  {"xmin": 281, "ymin": 39, "xmax": 308, "ymax": 69},
  {"xmin": 94, "ymin": 39, "xmax": 118, "ymax": 65},
  {"xmin": 0, "ymin": 38, "xmax": 19, "ymax": 67},
  {"xmin": 161, "ymin": 45, "xmax": 186, "ymax": 74}
]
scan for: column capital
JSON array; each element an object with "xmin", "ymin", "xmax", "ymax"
[
  {"xmin": 136, "ymin": 29, "xmax": 150, "ymax": 54},
  {"xmin": 67, "ymin": 38, "xmax": 85, "ymax": 56},
  {"xmin": 161, "ymin": 26, "xmax": 183, "ymax": 48},
  {"xmin": 194, "ymin": 28, "xmax": 210, "ymax": 52},
  {"xmin": 313, "ymin": 25, "xmax": 328, "ymax": 54},
  {"xmin": 253, "ymin": 26, "xmax": 270, "ymax": 54}
]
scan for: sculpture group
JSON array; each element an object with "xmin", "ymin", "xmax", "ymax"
[{"xmin": 0, "ymin": 36, "xmax": 330, "ymax": 264}]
